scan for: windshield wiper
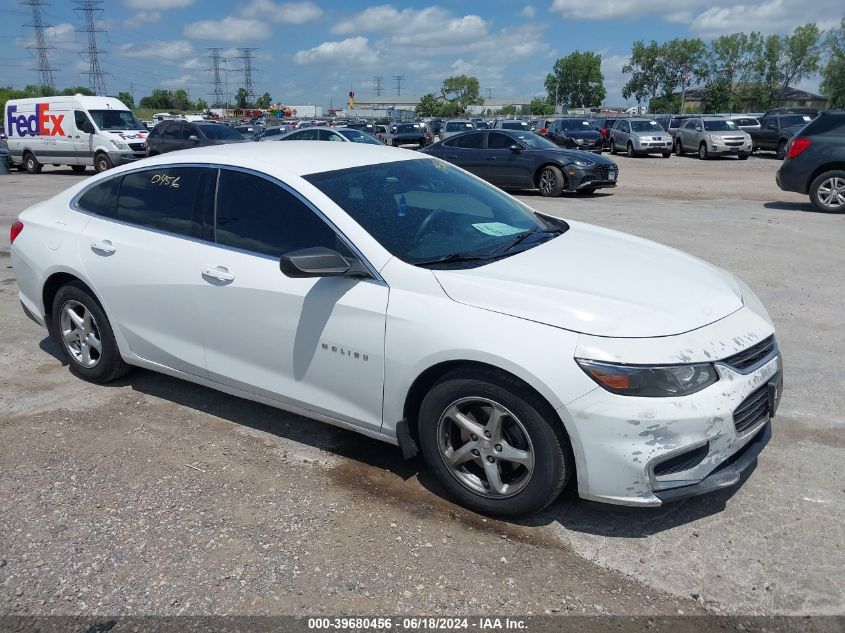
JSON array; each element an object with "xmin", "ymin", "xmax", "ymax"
[
  {"xmin": 491, "ymin": 227, "xmax": 562, "ymax": 256},
  {"xmin": 409, "ymin": 252, "xmax": 492, "ymax": 267}
]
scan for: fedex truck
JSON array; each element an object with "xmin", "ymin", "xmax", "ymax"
[{"xmin": 5, "ymin": 95, "xmax": 148, "ymax": 174}]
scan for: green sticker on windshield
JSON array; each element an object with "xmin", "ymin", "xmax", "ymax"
[{"xmin": 472, "ymin": 222, "xmax": 525, "ymax": 237}]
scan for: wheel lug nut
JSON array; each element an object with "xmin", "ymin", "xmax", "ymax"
[
  {"xmin": 484, "ymin": 431, "xmax": 491, "ymax": 438},
  {"xmin": 470, "ymin": 434, "xmax": 478, "ymax": 441},
  {"xmin": 494, "ymin": 444, "xmax": 502, "ymax": 452},
  {"xmin": 472, "ymin": 449, "xmax": 480, "ymax": 456},
  {"xmin": 486, "ymin": 456, "xmax": 495, "ymax": 463}
]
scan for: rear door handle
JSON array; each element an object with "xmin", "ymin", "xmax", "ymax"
[
  {"xmin": 201, "ymin": 266, "xmax": 235, "ymax": 283},
  {"xmin": 90, "ymin": 240, "xmax": 116, "ymax": 255}
]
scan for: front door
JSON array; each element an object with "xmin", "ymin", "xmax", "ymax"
[
  {"xmin": 483, "ymin": 132, "xmax": 532, "ymax": 187},
  {"xmin": 196, "ymin": 168, "xmax": 389, "ymax": 433},
  {"xmin": 73, "ymin": 110, "xmax": 95, "ymax": 165}
]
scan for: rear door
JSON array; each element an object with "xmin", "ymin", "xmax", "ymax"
[
  {"xmin": 447, "ymin": 132, "xmax": 487, "ymax": 177},
  {"xmin": 77, "ymin": 166, "xmax": 212, "ymax": 376}
]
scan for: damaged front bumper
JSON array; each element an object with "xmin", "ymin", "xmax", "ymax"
[{"xmin": 560, "ymin": 305, "xmax": 780, "ymax": 506}]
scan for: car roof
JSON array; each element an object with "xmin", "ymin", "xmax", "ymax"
[{"xmin": 139, "ymin": 140, "xmax": 424, "ymax": 176}]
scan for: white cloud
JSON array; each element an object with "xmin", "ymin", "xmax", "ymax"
[
  {"xmin": 293, "ymin": 36, "xmax": 379, "ymax": 66},
  {"xmin": 521, "ymin": 6, "xmax": 536, "ymax": 19},
  {"xmin": 240, "ymin": 0, "xmax": 323, "ymax": 24},
  {"xmin": 159, "ymin": 73, "xmax": 197, "ymax": 89},
  {"xmin": 184, "ymin": 17, "xmax": 272, "ymax": 41},
  {"xmin": 689, "ymin": 0, "xmax": 843, "ymax": 36},
  {"xmin": 16, "ymin": 22, "xmax": 76, "ymax": 52},
  {"xmin": 118, "ymin": 40, "xmax": 195, "ymax": 61},
  {"xmin": 124, "ymin": 0, "xmax": 193, "ymax": 9},
  {"xmin": 332, "ymin": 5, "xmax": 488, "ymax": 46},
  {"xmin": 551, "ymin": 0, "xmax": 685, "ymax": 20},
  {"xmin": 124, "ymin": 11, "xmax": 162, "ymax": 29}
]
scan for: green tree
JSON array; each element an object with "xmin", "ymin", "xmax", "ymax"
[
  {"xmin": 498, "ymin": 105, "xmax": 520, "ymax": 116},
  {"xmin": 821, "ymin": 17, "xmax": 845, "ymax": 108},
  {"xmin": 234, "ymin": 88, "xmax": 250, "ymax": 109},
  {"xmin": 437, "ymin": 101, "xmax": 464, "ymax": 117},
  {"xmin": 172, "ymin": 89, "xmax": 194, "ymax": 111},
  {"xmin": 440, "ymin": 75, "xmax": 483, "ymax": 108},
  {"xmin": 544, "ymin": 50, "xmax": 606, "ymax": 108},
  {"xmin": 59, "ymin": 86, "xmax": 94, "ymax": 96},
  {"xmin": 704, "ymin": 33, "xmax": 762, "ymax": 112},
  {"xmin": 195, "ymin": 97, "xmax": 209, "ymax": 111},
  {"xmin": 660, "ymin": 38, "xmax": 708, "ymax": 113},
  {"xmin": 116, "ymin": 91, "xmax": 134, "ymax": 109},
  {"xmin": 415, "ymin": 93, "xmax": 440, "ymax": 116},
  {"xmin": 529, "ymin": 97, "xmax": 555, "ymax": 115},
  {"xmin": 139, "ymin": 89, "xmax": 174, "ymax": 110},
  {"xmin": 622, "ymin": 40, "xmax": 663, "ymax": 109},
  {"xmin": 255, "ymin": 92, "xmax": 272, "ymax": 109},
  {"xmin": 755, "ymin": 24, "xmax": 822, "ymax": 108}
]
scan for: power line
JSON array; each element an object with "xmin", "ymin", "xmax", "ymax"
[
  {"xmin": 237, "ymin": 47, "xmax": 258, "ymax": 103},
  {"xmin": 372, "ymin": 76, "xmax": 383, "ymax": 96},
  {"xmin": 21, "ymin": 0, "xmax": 55, "ymax": 89},
  {"xmin": 207, "ymin": 47, "xmax": 224, "ymax": 107},
  {"xmin": 73, "ymin": 0, "xmax": 107, "ymax": 95},
  {"xmin": 392, "ymin": 75, "xmax": 405, "ymax": 97}
]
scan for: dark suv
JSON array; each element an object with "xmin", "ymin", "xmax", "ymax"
[
  {"xmin": 589, "ymin": 115, "xmax": 620, "ymax": 149},
  {"xmin": 147, "ymin": 120, "xmax": 246, "ymax": 155},
  {"xmin": 546, "ymin": 118, "xmax": 603, "ymax": 152},
  {"xmin": 776, "ymin": 111, "xmax": 845, "ymax": 212},
  {"xmin": 653, "ymin": 114, "xmax": 693, "ymax": 140},
  {"xmin": 750, "ymin": 113, "xmax": 813, "ymax": 159}
]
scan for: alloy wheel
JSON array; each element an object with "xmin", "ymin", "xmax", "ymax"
[
  {"xmin": 60, "ymin": 300, "xmax": 102, "ymax": 368},
  {"xmin": 817, "ymin": 176, "xmax": 845, "ymax": 210},
  {"xmin": 436, "ymin": 397, "xmax": 534, "ymax": 498},
  {"xmin": 539, "ymin": 169, "xmax": 556, "ymax": 195}
]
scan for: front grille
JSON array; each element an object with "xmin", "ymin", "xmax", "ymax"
[
  {"xmin": 128, "ymin": 142, "xmax": 145, "ymax": 151},
  {"xmin": 653, "ymin": 443, "xmax": 710, "ymax": 477},
  {"xmin": 733, "ymin": 384, "xmax": 770, "ymax": 433},
  {"xmin": 720, "ymin": 336, "xmax": 776, "ymax": 372},
  {"xmin": 596, "ymin": 165, "xmax": 611, "ymax": 179}
]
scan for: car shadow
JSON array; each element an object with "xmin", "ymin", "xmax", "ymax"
[
  {"xmin": 512, "ymin": 189, "xmax": 614, "ymax": 199},
  {"xmin": 39, "ymin": 334, "xmax": 735, "ymax": 536},
  {"xmin": 764, "ymin": 200, "xmax": 840, "ymax": 214}
]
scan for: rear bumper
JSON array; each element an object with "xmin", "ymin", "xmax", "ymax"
[{"xmin": 776, "ymin": 159, "xmax": 808, "ymax": 194}]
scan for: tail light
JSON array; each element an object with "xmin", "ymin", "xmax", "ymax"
[
  {"xmin": 786, "ymin": 137, "xmax": 811, "ymax": 159},
  {"xmin": 600, "ymin": 128, "xmax": 608, "ymax": 138},
  {"xmin": 10, "ymin": 220, "xmax": 23, "ymax": 244},
  {"xmin": 539, "ymin": 128, "xmax": 547, "ymax": 136}
]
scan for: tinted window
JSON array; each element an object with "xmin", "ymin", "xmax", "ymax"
[
  {"xmin": 456, "ymin": 132, "xmax": 485, "ymax": 148},
  {"xmin": 215, "ymin": 170, "xmax": 341, "ymax": 258},
  {"xmin": 703, "ymin": 120, "xmax": 738, "ymax": 131},
  {"xmin": 501, "ymin": 121, "xmax": 529, "ymax": 130},
  {"xmin": 88, "ymin": 110, "xmax": 144, "ymax": 131},
  {"xmin": 803, "ymin": 114, "xmax": 845, "ymax": 136},
  {"xmin": 183, "ymin": 125, "xmax": 199, "ymax": 140},
  {"xmin": 77, "ymin": 177, "xmax": 120, "ymax": 217},
  {"xmin": 558, "ymin": 119, "xmax": 591, "ymax": 130},
  {"xmin": 75, "ymin": 110, "xmax": 93, "ymax": 133},
  {"xmin": 115, "ymin": 168, "xmax": 203, "ymax": 238},
  {"xmin": 487, "ymin": 132, "xmax": 516, "ymax": 149},
  {"xmin": 631, "ymin": 120, "xmax": 661, "ymax": 132},
  {"xmin": 338, "ymin": 129, "xmax": 382, "ymax": 144},
  {"xmin": 397, "ymin": 124, "xmax": 422, "ymax": 134},
  {"xmin": 161, "ymin": 123, "xmax": 181, "ymax": 140},
  {"xmin": 198, "ymin": 124, "xmax": 243, "ymax": 140},
  {"xmin": 288, "ymin": 129, "xmax": 318, "ymax": 140}
]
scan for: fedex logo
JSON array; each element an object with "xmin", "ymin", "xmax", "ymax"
[{"xmin": 6, "ymin": 103, "xmax": 65, "ymax": 138}]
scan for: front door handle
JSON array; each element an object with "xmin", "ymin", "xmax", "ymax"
[
  {"xmin": 445, "ymin": 154, "xmax": 458, "ymax": 159},
  {"xmin": 201, "ymin": 266, "xmax": 235, "ymax": 283},
  {"xmin": 486, "ymin": 155, "xmax": 496, "ymax": 160},
  {"xmin": 90, "ymin": 240, "xmax": 116, "ymax": 255}
]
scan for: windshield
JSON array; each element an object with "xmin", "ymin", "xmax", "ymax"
[
  {"xmin": 780, "ymin": 115, "xmax": 811, "ymax": 127},
  {"xmin": 305, "ymin": 159, "xmax": 561, "ymax": 266},
  {"xmin": 89, "ymin": 109, "xmax": 145, "ymax": 131},
  {"xmin": 559, "ymin": 119, "xmax": 591, "ymax": 131},
  {"xmin": 501, "ymin": 121, "xmax": 528, "ymax": 130},
  {"xmin": 631, "ymin": 120, "xmax": 663, "ymax": 132},
  {"xmin": 446, "ymin": 122, "xmax": 474, "ymax": 131},
  {"xmin": 198, "ymin": 124, "xmax": 243, "ymax": 140},
  {"xmin": 513, "ymin": 133, "xmax": 558, "ymax": 150},
  {"xmin": 339, "ymin": 129, "xmax": 382, "ymax": 144},
  {"xmin": 396, "ymin": 124, "xmax": 422, "ymax": 134},
  {"xmin": 703, "ymin": 120, "xmax": 739, "ymax": 131}
]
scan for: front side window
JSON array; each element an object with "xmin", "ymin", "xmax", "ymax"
[
  {"xmin": 77, "ymin": 177, "xmax": 120, "ymax": 217},
  {"xmin": 338, "ymin": 129, "xmax": 382, "ymax": 144},
  {"xmin": 115, "ymin": 167, "xmax": 204, "ymax": 238},
  {"xmin": 305, "ymin": 159, "xmax": 562, "ymax": 265},
  {"xmin": 487, "ymin": 132, "xmax": 516, "ymax": 149},
  {"xmin": 215, "ymin": 170, "xmax": 343, "ymax": 258},
  {"xmin": 74, "ymin": 110, "xmax": 93, "ymax": 133},
  {"xmin": 288, "ymin": 129, "xmax": 318, "ymax": 141},
  {"xmin": 161, "ymin": 123, "xmax": 181, "ymax": 140}
]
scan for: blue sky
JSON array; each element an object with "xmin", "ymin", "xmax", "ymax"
[{"xmin": 2, "ymin": 0, "xmax": 837, "ymax": 107}]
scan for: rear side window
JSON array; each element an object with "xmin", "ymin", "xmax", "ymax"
[
  {"xmin": 456, "ymin": 132, "xmax": 485, "ymax": 149},
  {"xmin": 115, "ymin": 168, "xmax": 204, "ymax": 238},
  {"xmin": 77, "ymin": 177, "xmax": 120, "ymax": 217},
  {"xmin": 803, "ymin": 115, "xmax": 845, "ymax": 136},
  {"xmin": 215, "ymin": 170, "xmax": 342, "ymax": 258}
]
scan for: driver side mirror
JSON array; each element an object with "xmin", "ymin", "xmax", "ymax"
[
  {"xmin": 280, "ymin": 247, "xmax": 352, "ymax": 278},
  {"xmin": 188, "ymin": 134, "xmax": 199, "ymax": 142},
  {"xmin": 509, "ymin": 144, "xmax": 522, "ymax": 153}
]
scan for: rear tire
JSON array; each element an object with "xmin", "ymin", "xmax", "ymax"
[
  {"xmin": 609, "ymin": 139, "xmax": 617, "ymax": 155},
  {"xmin": 537, "ymin": 165, "xmax": 565, "ymax": 197},
  {"xmin": 809, "ymin": 170, "xmax": 845, "ymax": 213},
  {"xmin": 776, "ymin": 140, "xmax": 787, "ymax": 160},
  {"xmin": 417, "ymin": 369, "xmax": 572, "ymax": 517},
  {"xmin": 94, "ymin": 152, "xmax": 113, "ymax": 173},
  {"xmin": 23, "ymin": 152, "xmax": 41, "ymax": 174},
  {"xmin": 50, "ymin": 282, "xmax": 130, "ymax": 384}
]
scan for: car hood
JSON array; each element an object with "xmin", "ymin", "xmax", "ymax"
[{"xmin": 432, "ymin": 221, "xmax": 743, "ymax": 338}]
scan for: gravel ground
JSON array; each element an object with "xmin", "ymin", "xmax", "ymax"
[{"xmin": 0, "ymin": 155, "xmax": 843, "ymax": 618}]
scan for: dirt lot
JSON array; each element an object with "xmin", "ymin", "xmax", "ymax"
[{"xmin": 0, "ymin": 155, "xmax": 843, "ymax": 618}]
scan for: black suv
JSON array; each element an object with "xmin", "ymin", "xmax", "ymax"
[
  {"xmin": 546, "ymin": 118, "xmax": 603, "ymax": 152},
  {"xmin": 147, "ymin": 120, "xmax": 246, "ymax": 155},
  {"xmin": 653, "ymin": 114, "xmax": 693, "ymax": 140},
  {"xmin": 750, "ymin": 113, "xmax": 813, "ymax": 159},
  {"xmin": 776, "ymin": 111, "xmax": 845, "ymax": 212},
  {"xmin": 589, "ymin": 115, "xmax": 621, "ymax": 149}
]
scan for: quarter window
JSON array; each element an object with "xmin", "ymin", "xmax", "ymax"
[
  {"xmin": 215, "ymin": 170, "xmax": 344, "ymax": 258},
  {"xmin": 115, "ymin": 168, "xmax": 204, "ymax": 238}
]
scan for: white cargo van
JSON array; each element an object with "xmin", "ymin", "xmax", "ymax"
[{"xmin": 5, "ymin": 95, "xmax": 148, "ymax": 173}]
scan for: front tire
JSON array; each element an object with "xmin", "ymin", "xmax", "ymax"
[
  {"xmin": 609, "ymin": 139, "xmax": 617, "ymax": 155},
  {"xmin": 675, "ymin": 139, "xmax": 684, "ymax": 156},
  {"xmin": 698, "ymin": 143, "xmax": 709, "ymax": 160},
  {"xmin": 417, "ymin": 370, "xmax": 572, "ymax": 516},
  {"xmin": 626, "ymin": 142, "xmax": 635, "ymax": 158},
  {"xmin": 23, "ymin": 152, "xmax": 42, "ymax": 174},
  {"xmin": 809, "ymin": 170, "xmax": 845, "ymax": 213},
  {"xmin": 50, "ymin": 282, "xmax": 130, "ymax": 383},
  {"xmin": 94, "ymin": 152, "xmax": 113, "ymax": 173},
  {"xmin": 537, "ymin": 165, "xmax": 565, "ymax": 197}
]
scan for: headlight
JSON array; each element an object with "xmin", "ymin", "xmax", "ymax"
[
  {"xmin": 572, "ymin": 157, "xmax": 595, "ymax": 167},
  {"xmin": 576, "ymin": 359, "xmax": 718, "ymax": 397},
  {"xmin": 110, "ymin": 140, "xmax": 129, "ymax": 150}
]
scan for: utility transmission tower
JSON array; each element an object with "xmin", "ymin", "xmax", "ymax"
[
  {"xmin": 21, "ymin": 0, "xmax": 55, "ymax": 89},
  {"xmin": 486, "ymin": 87, "xmax": 495, "ymax": 100},
  {"xmin": 237, "ymin": 48, "xmax": 258, "ymax": 103},
  {"xmin": 372, "ymin": 76, "xmax": 383, "ymax": 96},
  {"xmin": 208, "ymin": 48, "xmax": 225, "ymax": 108},
  {"xmin": 74, "ymin": 0, "xmax": 108, "ymax": 95},
  {"xmin": 393, "ymin": 75, "xmax": 405, "ymax": 97}
]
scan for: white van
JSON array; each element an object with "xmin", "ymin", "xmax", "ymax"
[{"xmin": 5, "ymin": 95, "xmax": 148, "ymax": 173}]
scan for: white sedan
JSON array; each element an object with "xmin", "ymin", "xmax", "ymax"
[{"xmin": 10, "ymin": 143, "xmax": 782, "ymax": 516}]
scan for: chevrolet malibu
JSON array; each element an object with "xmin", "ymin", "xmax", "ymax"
[{"xmin": 10, "ymin": 143, "xmax": 782, "ymax": 516}]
